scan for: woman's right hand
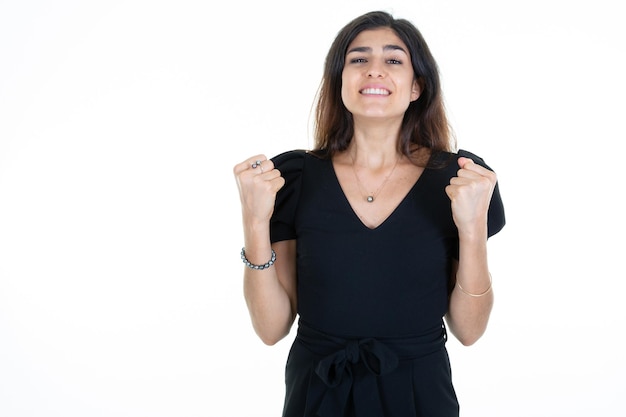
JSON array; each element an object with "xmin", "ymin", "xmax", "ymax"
[
  {"xmin": 234, "ymin": 156, "xmax": 295, "ymax": 345},
  {"xmin": 233, "ymin": 155, "xmax": 285, "ymax": 224}
]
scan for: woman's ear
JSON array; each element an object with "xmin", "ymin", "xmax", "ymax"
[{"xmin": 410, "ymin": 78, "xmax": 423, "ymax": 102}]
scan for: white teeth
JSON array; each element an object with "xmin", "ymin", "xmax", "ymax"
[{"xmin": 360, "ymin": 88, "xmax": 389, "ymax": 95}]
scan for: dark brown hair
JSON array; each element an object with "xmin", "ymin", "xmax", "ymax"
[{"xmin": 313, "ymin": 11, "xmax": 454, "ymax": 163}]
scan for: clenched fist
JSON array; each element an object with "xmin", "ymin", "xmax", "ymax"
[
  {"xmin": 445, "ymin": 157, "xmax": 497, "ymax": 235},
  {"xmin": 233, "ymin": 155, "xmax": 285, "ymax": 225}
]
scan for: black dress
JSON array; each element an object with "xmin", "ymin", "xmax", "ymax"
[{"xmin": 269, "ymin": 149, "xmax": 505, "ymax": 417}]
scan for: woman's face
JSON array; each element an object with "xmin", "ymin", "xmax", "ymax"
[{"xmin": 341, "ymin": 28, "xmax": 421, "ymax": 122}]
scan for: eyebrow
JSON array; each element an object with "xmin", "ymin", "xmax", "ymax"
[{"xmin": 346, "ymin": 44, "xmax": 408, "ymax": 55}]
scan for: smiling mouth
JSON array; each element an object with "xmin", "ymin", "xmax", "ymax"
[{"xmin": 360, "ymin": 88, "xmax": 390, "ymax": 95}]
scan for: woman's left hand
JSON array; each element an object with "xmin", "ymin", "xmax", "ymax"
[{"xmin": 445, "ymin": 157, "xmax": 497, "ymax": 234}]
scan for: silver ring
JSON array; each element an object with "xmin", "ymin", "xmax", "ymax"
[{"xmin": 251, "ymin": 160, "xmax": 262, "ymax": 169}]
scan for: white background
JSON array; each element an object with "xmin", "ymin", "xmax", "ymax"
[{"xmin": 1, "ymin": 0, "xmax": 624, "ymax": 416}]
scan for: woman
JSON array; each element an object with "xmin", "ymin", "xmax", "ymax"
[{"xmin": 233, "ymin": 10, "xmax": 505, "ymax": 417}]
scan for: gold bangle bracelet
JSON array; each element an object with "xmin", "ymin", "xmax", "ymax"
[{"xmin": 456, "ymin": 274, "xmax": 492, "ymax": 297}]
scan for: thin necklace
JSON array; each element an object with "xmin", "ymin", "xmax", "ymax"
[{"xmin": 350, "ymin": 152, "xmax": 401, "ymax": 203}]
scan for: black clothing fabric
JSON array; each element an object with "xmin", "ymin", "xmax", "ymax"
[{"xmin": 270, "ymin": 149, "xmax": 505, "ymax": 417}]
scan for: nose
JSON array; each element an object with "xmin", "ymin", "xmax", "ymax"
[{"xmin": 366, "ymin": 62, "xmax": 385, "ymax": 78}]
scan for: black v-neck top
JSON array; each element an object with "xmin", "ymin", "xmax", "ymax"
[{"xmin": 270, "ymin": 149, "xmax": 505, "ymax": 338}]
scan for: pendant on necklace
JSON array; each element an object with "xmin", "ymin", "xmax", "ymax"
[{"xmin": 367, "ymin": 196, "xmax": 374, "ymax": 203}]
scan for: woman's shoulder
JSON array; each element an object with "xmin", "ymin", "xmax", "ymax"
[
  {"xmin": 270, "ymin": 148, "xmax": 313, "ymax": 165},
  {"xmin": 456, "ymin": 149, "xmax": 494, "ymax": 170},
  {"xmin": 271, "ymin": 149, "xmax": 329, "ymax": 172},
  {"xmin": 269, "ymin": 150, "xmax": 306, "ymax": 176},
  {"xmin": 271, "ymin": 149, "xmax": 306, "ymax": 162},
  {"xmin": 428, "ymin": 148, "xmax": 495, "ymax": 172}
]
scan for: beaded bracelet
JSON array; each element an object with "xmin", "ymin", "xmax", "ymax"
[{"xmin": 241, "ymin": 248, "xmax": 276, "ymax": 270}]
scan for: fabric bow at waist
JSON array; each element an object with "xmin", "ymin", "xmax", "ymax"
[{"xmin": 296, "ymin": 321, "xmax": 446, "ymax": 417}]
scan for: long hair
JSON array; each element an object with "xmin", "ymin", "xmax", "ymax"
[{"xmin": 313, "ymin": 11, "xmax": 454, "ymax": 163}]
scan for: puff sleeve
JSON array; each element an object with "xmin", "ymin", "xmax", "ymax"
[
  {"xmin": 457, "ymin": 149, "xmax": 506, "ymax": 238},
  {"xmin": 269, "ymin": 150, "xmax": 306, "ymax": 243}
]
